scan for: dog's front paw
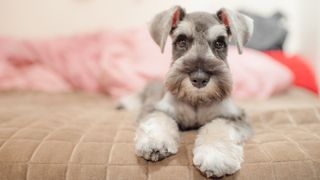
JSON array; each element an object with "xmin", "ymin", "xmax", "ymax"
[
  {"xmin": 135, "ymin": 133, "xmax": 178, "ymax": 161},
  {"xmin": 135, "ymin": 112, "xmax": 180, "ymax": 161},
  {"xmin": 193, "ymin": 142, "xmax": 243, "ymax": 178}
]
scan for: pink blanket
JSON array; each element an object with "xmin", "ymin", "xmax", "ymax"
[{"xmin": 0, "ymin": 27, "xmax": 293, "ymax": 99}]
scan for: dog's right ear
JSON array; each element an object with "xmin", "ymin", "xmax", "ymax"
[
  {"xmin": 217, "ymin": 8, "xmax": 254, "ymax": 54},
  {"xmin": 149, "ymin": 6, "xmax": 185, "ymax": 53}
]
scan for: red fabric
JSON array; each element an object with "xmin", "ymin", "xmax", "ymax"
[{"xmin": 264, "ymin": 50, "xmax": 319, "ymax": 94}]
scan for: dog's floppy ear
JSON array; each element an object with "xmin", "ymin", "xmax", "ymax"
[
  {"xmin": 149, "ymin": 6, "xmax": 185, "ymax": 53},
  {"xmin": 217, "ymin": 8, "xmax": 254, "ymax": 54}
]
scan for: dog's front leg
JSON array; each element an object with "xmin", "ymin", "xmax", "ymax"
[
  {"xmin": 135, "ymin": 111, "xmax": 179, "ymax": 161},
  {"xmin": 193, "ymin": 118, "xmax": 252, "ymax": 178}
]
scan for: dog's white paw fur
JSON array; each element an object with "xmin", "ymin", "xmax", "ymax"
[
  {"xmin": 135, "ymin": 114, "xmax": 179, "ymax": 161},
  {"xmin": 193, "ymin": 142, "xmax": 243, "ymax": 178}
]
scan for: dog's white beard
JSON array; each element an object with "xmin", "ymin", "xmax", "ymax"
[
  {"xmin": 175, "ymin": 76, "xmax": 232, "ymax": 105},
  {"xmin": 165, "ymin": 62, "xmax": 232, "ymax": 105},
  {"xmin": 177, "ymin": 78, "xmax": 218, "ymax": 105}
]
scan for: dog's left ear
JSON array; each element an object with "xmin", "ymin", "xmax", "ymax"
[
  {"xmin": 217, "ymin": 8, "xmax": 254, "ymax": 54},
  {"xmin": 149, "ymin": 6, "xmax": 186, "ymax": 53}
]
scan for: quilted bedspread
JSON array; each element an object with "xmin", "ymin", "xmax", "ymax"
[{"xmin": 0, "ymin": 89, "xmax": 319, "ymax": 180}]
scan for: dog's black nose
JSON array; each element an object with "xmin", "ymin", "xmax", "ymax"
[{"xmin": 190, "ymin": 70, "xmax": 210, "ymax": 88}]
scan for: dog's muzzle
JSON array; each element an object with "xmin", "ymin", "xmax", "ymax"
[{"xmin": 189, "ymin": 69, "xmax": 210, "ymax": 89}]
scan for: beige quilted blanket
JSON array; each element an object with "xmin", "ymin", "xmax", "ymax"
[{"xmin": 0, "ymin": 89, "xmax": 319, "ymax": 180}]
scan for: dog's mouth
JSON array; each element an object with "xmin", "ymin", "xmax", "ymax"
[{"xmin": 165, "ymin": 67, "xmax": 232, "ymax": 105}]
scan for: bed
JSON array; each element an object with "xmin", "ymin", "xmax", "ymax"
[{"xmin": 0, "ymin": 87, "xmax": 319, "ymax": 180}]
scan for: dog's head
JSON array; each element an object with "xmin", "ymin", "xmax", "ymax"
[{"xmin": 149, "ymin": 6, "xmax": 253, "ymax": 105}]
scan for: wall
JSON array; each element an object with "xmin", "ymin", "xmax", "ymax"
[
  {"xmin": 0, "ymin": 0, "xmax": 310, "ymax": 53},
  {"xmin": 297, "ymin": 0, "xmax": 320, "ymax": 89}
]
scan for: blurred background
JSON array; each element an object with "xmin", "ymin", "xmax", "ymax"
[{"xmin": 0, "ymin": 0, "xmax": 319, "ymax": 99}]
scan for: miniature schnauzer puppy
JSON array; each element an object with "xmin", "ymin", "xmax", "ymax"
[{"xmin": 120, "ymin": 6, "xmax": 254, "ymax": 178}]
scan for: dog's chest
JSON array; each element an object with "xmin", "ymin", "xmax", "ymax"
[
  {"xmin": 155, "ymin": 93, "xmax": 235, "ymax": 129},
  {"xmin": 174, "ymin": 103, "xmax": 218, "ymax": 129}
]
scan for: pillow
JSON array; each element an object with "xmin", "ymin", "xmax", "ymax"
[
  {"xmin": 264, "ymin": 50, "xmax": 319, "ymax": 94},
  {"xmin": 228, "ymin": 47, "xmax": 294, "ymax": 99}
]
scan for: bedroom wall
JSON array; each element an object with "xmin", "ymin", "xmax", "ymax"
[
  {"xmin": 0, "ymin": 0, "xmax": 319, "ymax": 85},
  {"xmin": 0, "ymin": 0, "xmax": 310, "ymax": 53},
  {"xmin": 297, "ymin": 0, "xmax": 320, "ymax": 90}
]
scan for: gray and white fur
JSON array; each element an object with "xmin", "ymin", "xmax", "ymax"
[{"xmin": 119, "ymin": 6, "xmax": 254, "ymax": 178}]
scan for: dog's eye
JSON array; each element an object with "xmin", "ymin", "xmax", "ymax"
[
  {"xmin": 175, "ymin": 34, "xmax": 188, "ymax": 49},
  {"xmin": 213, "ymin": 37, "xmax": 226, "ymax": 50}
]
